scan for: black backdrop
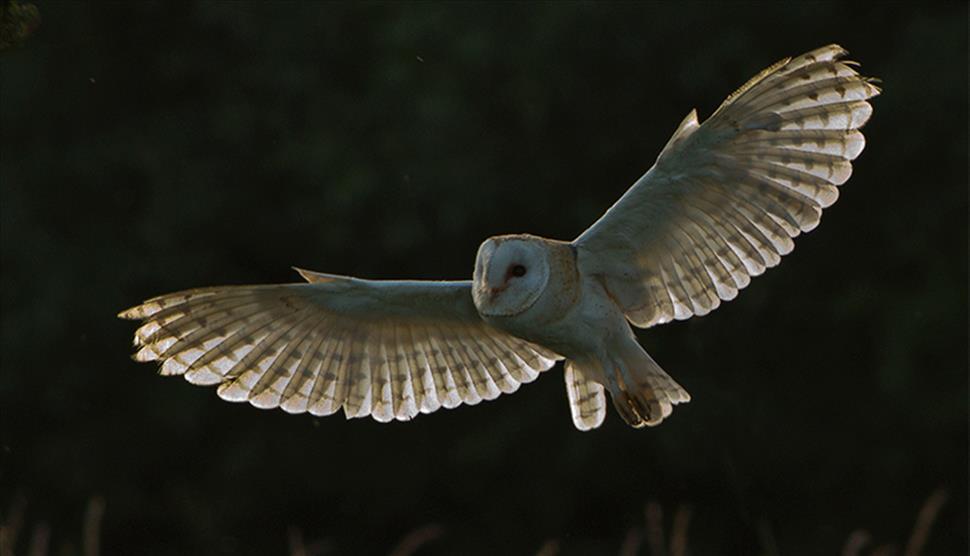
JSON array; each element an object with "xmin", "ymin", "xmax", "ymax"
[{"xmin": 1, "ymin": 2, "xmax": 967, "ymax": 555}]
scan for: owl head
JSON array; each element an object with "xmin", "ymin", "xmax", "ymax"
[{"xmin": 472, "ymin": 235, "xmax": 550, "ymax": 317}]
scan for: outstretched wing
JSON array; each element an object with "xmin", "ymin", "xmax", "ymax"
[
  {"xmin": 575, "ymin": 45, "xmax": 879, "ymax": 327},
  {"xmin": 119, "ymin": 268, "xmax": 560, "ymax": 422}
]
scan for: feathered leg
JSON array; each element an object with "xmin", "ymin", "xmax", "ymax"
[{"xmin": 603, "ymin": 335, "xmax": 690, "ymax": 428}]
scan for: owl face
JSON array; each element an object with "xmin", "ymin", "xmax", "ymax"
[{"xmin": 472, "ymin": 235, "xmax": 550, "ymax": 317}]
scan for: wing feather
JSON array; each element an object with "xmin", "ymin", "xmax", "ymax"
[
  {"xmin": 278, "ymin": 324, "xmax": 327, "ymax": 414},
  {"xmin": 307, "ymin": 327, "xmax": 354, "ymax": 416},
  {"xmin": 343, "ymin": 332, "xmax": 372, "ymax": 418},
  {"xmin": 575, "ymin": 45, "xmax": 879, "ymax": 327},
  {"xmin": 120, "ymin": 274, "xmax": 560, "ymax": 423}
]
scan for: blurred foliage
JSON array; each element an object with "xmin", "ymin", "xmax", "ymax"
[
  {"xmin": 0, "ymin": 2, "xmax": 966, "ymax": 555},
  {"xmin": 0, "ymin": 0, "xmax": 40, "ymax": 53}
]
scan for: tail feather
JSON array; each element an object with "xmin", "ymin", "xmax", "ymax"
[{"xmin": 564, "ymin": 362, "xmax": 607, "ymax": 431}]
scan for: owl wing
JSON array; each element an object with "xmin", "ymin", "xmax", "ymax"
[
  {"xmin": 574, "ymin": 45, "xmax": 880, "ymax": 327},
  {"xmin": 119, "ymin": 268, "xmax": 560, "ymax": 422}
]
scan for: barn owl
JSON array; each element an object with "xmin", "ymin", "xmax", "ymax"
[{"xmin": 120, "ymin": 45, "xmax": 879, "ymax": 431}]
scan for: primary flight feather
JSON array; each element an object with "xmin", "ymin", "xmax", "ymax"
[{"xmin": 120, "ymin": 45, "xmax": 879, "ymax": 431}]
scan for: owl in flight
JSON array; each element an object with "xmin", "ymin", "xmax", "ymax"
[{"xmin": 121, "ymin": 45, "xmax": 879, "ymax": 431}]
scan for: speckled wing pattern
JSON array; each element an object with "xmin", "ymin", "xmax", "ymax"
[
  {"xmin": 575, "ymin": 45, "xmax": 880, "ymax": 327},
  {"xmin": 119, "ymin": 269, "xmax": 559, "ymax": 422}
]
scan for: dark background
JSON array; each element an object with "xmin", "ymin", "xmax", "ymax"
[{"xmin": 1, "ymin": 2, "xmax": 966, "ymax": 555}]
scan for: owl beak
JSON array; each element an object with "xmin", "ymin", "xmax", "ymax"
[{"xmin": 487, "ymin": 284, "xmax": 507, "ymax": 301}]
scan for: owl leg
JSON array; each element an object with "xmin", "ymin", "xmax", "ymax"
[{"xmin": 604, "ymin": 337, "xmax": 691, "ymax": 428}]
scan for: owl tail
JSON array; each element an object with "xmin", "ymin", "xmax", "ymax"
[
  {"xmin": 564, "ymin": 362, "xmax": 607, "ymax": 431},
  {"xmin": 604, "ymin": 341, "xmax": 691, "ymax": 428}
]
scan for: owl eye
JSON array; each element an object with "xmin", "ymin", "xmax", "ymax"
[{"xmin": 510, "ymin": 264, "xmax": 527, "ymax": 278}]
